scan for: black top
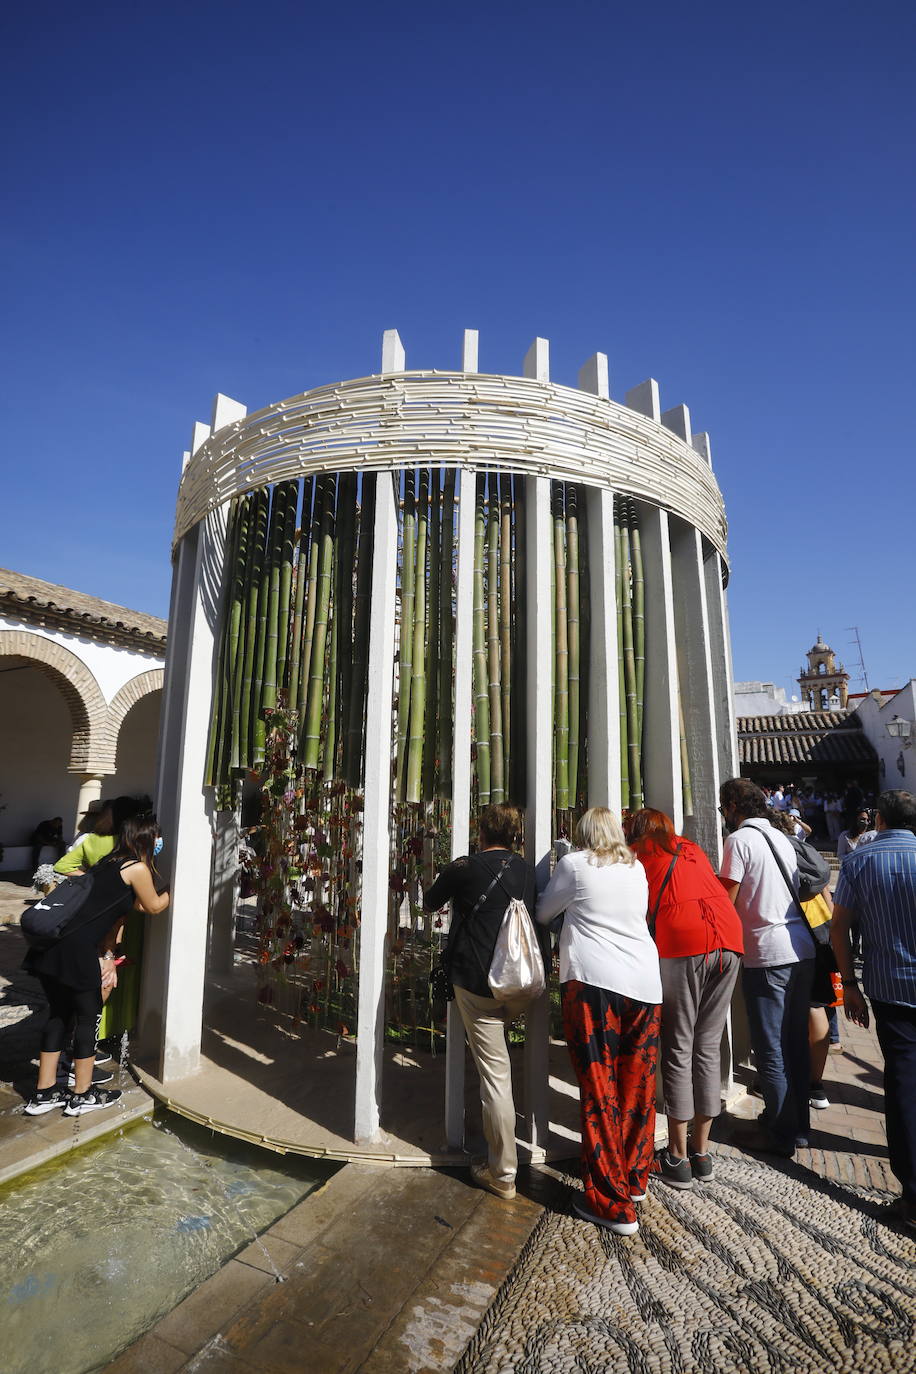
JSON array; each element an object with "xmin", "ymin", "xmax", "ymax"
[
  {"xmin": 23, "ymin": 859, "xmax": 135, "ymax": 990},
  {"xmin": 424, "ymin": 849, "xmax": 539, "ymax": 998}
]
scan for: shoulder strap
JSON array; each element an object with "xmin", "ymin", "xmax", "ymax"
[
  {"xmin": 444, "ymin": 854, "xmax": 514, "ymax": 976},
  {"xmin": 754, "ymin": 825, "xmax": 817, "ymax": 933},
  {"xmin": 648, "ymin": 844, "xmax": 682, "ymax": 938}
]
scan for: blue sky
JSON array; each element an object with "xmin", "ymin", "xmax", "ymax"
[{"xmin": 3, "ymin": 1, "xmax": 914, "ymax": 696}]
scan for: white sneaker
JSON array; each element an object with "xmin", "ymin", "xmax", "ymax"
[
  {"xmin": 470, "ymin": 1162, "xmax": 516, "ymax": 1200},
  {"xmin": 64, "ymin": 1088, "xmax": 123, "ymax": 1117}
]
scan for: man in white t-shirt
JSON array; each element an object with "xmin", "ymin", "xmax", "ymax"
[{"xmin": 719, "ymin": 778, "xmax": 816, "ymax": 1156}]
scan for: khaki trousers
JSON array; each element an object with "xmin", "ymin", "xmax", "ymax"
[{"xmin": 454, "ymin": 984, "xmax": 530, "ymax": 1184}]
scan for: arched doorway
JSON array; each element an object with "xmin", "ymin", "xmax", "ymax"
[{"xmin": 0, "ymin": 656, "xmax": 82, "ymax": 868}]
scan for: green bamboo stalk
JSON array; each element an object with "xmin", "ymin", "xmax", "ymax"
[
  {"xmin": 228, "ymin": 494, "xmax": 254, "ymax": 773},
  {"xmin": 276, "ymin": 481, "xmax": 299, "ymax": 696},
  {"xmin": 423, "ymin": 470, "xmax": 441, "ymax": 802},
  {"xmin": 406, "ymin": 468, "xmax": 429, "ymax": 803},
  {"xmin": 437, "ymin": 469, "xmax": 456, "ymax": 797},
  {"xmin": 615, "ymin": 503, "xmax": 629, "ymax": 804},
  {"xmin": 566, "ymin": 484, "xmax": 581, "ymax": 808},
  {"xmin": 260, "ymin": 482, "xmax": 288, "ymax": 722},
  {"xmin": 251, "ymin": 483, "xmax": 279, "ymax": 766},
  {"xmin": 629, "ymin": 499, "xmax": 645, "ymax": 755},
  {"xmin": 286, "ymin": 477, "xmax": 313, "ymax": 718},
  {"xmin": 620, "ymin": 521, "xmax": 643, "ymax": 809},
  {"xmin": 335, "ymin": 473, "xmax": 357, "ymax": 741},
  {"xmin": 472, "ymin": 473, "xmax": 490, "ymax": 804},
  {"xmin": 240, "ymin": 487, "xmax": 269, "ymax": 770},
  {"xmin": 487, "ymin": 477, "xmax": 505, "ymax": 803},
  {"xmin": 296, "ymin": 477, "xmax": 323, "ymax": 721},
  {"xmin": 301, "ymin": 474, "xmax": 336, "ymax": 769},
  {"xmin": 323, "ymin": 577, "xmax": 339, "ymax": 780},
  {"xmin": 577, "ymin": 494, "xmax": 591, "ymax": 808},
  {"xmin": 499, "ymin": 475, "xmax": 512, "ymax": 796},
  {"xmin": 509, "ymin": 475, "xmax": 527, "ymax": 805},
  {"xmin": 396, "ymin": 471, "xmax": 417, "ymax": 800},
  {"xmin": 345, "ymin": 474, "xmax": 375, "ymax": 782},
  {"xmin": 204, "ymin": 498, "xmax": 241, "ymax": 786},
  {"xmin": 553, "ymin": 483, "xmax": 569, "ymax": 812}
]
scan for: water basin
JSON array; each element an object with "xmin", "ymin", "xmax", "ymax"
[{"xmin": 0, "ymin": 1110, "xmax": 334, "ymax": 1373}]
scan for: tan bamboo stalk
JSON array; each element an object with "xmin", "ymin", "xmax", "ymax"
[
  {"xmin": 472, "ymin": 473, "xmax": 490, "ymax": 803},
  {"xmin": 566, "ymin": 483, "xmax": 581, "ymax": 807},
  {"xmin": 406, "ymin": 468, "xmax": 429, "ymax": 803},
  {"xmin": 553, "ymin": 483, "xmax": 569, "ymax": 812},
  {"xmin": 396, "ymin": 471, "xmax": 417, "ymax": 800},
  {"xmin": 301, "ymin": 474, "xmax": 336, "ymax": 769},
  {"xmin": 487, "ymin": 477, "xmax": 504, "ymax": 803},
  {"xmin": 437, "ymin": 469, "xmax": 456, "ymax": 797}
]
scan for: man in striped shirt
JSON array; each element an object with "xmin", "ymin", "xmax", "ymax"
[{"xmin": 832, "ymin": 790, "xmax": 916, "ymax": 1228}]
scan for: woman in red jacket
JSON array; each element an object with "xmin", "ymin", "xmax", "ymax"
[{"xmin": 628, "ymin": 809, "xmax": 744, "ymax": 1190}]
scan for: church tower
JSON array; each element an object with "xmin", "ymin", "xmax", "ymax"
[{"xmin": 798, "ymin": 634, "xmax": 849, "ymax": 711}]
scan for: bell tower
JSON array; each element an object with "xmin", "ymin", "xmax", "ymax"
[{"xmin": 798, "ymin": 634, "xmax": 849, "ymax": 711}]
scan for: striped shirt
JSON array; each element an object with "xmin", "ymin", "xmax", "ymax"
[{"xmin": 833, "ymin": 829, "xmax": 916, "ymax": 1008}]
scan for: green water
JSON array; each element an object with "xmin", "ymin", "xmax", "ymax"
[{"xmin": 0, "ymin": 1112, "xmax": 333, "ymax": 1374}]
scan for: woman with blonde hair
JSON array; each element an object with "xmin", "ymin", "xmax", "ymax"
[{"xmin": 537, "ymin": 807, "xmax": 661, "ymax": 1235}]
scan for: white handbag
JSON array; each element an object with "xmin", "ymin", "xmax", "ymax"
[{"xmin": 488, "ymin": 895, "xmax": 546, "ymax": 1002}]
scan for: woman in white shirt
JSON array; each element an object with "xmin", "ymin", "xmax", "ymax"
[{"xmin": 537, "ymin": 808, "xmax": 662, "ymax": 1236}]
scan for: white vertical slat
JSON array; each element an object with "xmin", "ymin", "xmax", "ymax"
[
  {"xmin": 354, "ymin": 474, "xmax": 399, "ymax": 1143},
  {"xmin": 522, "ymin": 473, "xmax": 552, "ymax": 1162},
  {"xmin": 585, "ymin": 486, "xmax": 620, "ymax": 812},
  {"xmin": 444, "ymin": 465, "xmax": 476, "ymax": 1148},
  {"xmin": 461, "ymin": 329, "xmax": 479, "ymax": 373},
  {"xmin": 670, "ymin": 520, "xmax": 722, "ymax": 863},
  {"xmin": 639, "ymin": 506, "xmax": 683, "ymax": 831},
  {"xmin": 704, "ymin": 550, "xmax": 739, "ymax": 783},
  {"xmin": 381, "ymin": 329, "xmax": 406, "ymax": 373}
]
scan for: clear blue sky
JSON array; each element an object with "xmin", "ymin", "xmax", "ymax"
[{"xmin": 3, "ymin": 1, "xmax": 914, "ymax": 696}]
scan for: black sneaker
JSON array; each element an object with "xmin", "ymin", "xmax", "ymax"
[
  {"xmin": 65, "ymin": 1065, "xmax": 114, "ymax": 1088},
  {"xmin": 94, "ymin": 1049, "xmax": 113, "ymax": 1066},
  {"xmin": 64, "ymin": 1087, "xmax": 123, "ymax": 1117},
  {"xmin": 809, "ymin": 1083, "xmax": 830, "ymax": 1110},
  {"xmin": 689, "ymin": 1151, "xmax": 714, "ymax": 1181},
  {"xmin": 24, "ymin": 1086, "xmax": 70, "ymax": 1116},
  {"xmin": 656, "ymin": 1148, "xmax": 694, "ymax": 1189}
]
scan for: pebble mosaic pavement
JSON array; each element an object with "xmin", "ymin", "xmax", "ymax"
[{"xmin": 457, "ymin": 1152, "xmax": 916, "ymax": 1374}]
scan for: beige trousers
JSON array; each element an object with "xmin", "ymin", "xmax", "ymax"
[{"xmin": 454, "ymin": 984, "xmax": 530, "ymax": 1184}]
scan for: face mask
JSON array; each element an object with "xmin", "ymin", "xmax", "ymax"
[{"xmin": 153, "ymin": 837, "xmax": 163, "ymax": 858}]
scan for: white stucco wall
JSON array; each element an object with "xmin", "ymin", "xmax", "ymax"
[
  {"xmin": 0, "ymin": 614, "xmax": 164, "ymax": 704},
  {"xmin": 852, "ymin": 682, "xmax": 916, "ymax": 792}
]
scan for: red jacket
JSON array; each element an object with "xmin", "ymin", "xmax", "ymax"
[{"xmin": 633, "ymin": 836, "xmax": 744, "ymax": 959}]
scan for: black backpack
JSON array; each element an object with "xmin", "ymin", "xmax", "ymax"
[{"xmin": 20, "ymin": 866, "xmax": 124, "ymax": 951}]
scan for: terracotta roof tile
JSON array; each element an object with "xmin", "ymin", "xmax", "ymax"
[
  {"xmin": 737, "ymin": 710, "xmax": 877, "ymax": 767},
  {"xmin": 0, "ymin": 566, "xmax": 167, "ymax": 652}
]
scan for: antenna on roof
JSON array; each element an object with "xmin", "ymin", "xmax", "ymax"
[{"xmin": 846, "ymin": 626, "xmax": 870, "ymax": 692}]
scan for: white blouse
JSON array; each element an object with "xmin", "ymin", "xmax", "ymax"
[{"xmin": 536, "ymin": 850, "xmax": 662, "ymax": 1004}]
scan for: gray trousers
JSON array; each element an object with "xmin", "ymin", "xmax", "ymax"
[{"xmin": 659, "ymin": 951, "xmax": 741, "ymax": 1120}]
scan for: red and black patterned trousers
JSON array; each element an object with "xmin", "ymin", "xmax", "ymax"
[{"xmin": 562, "ymin": 979, "xmax": 661, "ymax": 1225}]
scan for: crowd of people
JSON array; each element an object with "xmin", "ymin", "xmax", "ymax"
[{"xmin": 425, "ymin": 783, "xmax": 916, "ymax": 1238}]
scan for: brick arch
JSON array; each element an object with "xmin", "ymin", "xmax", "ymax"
[
  {"xmin": 0, "ymin": 629, "xmax": 110, "ymax": 774},
  {"xmin": 105, "ymin": 669, "xmax": 164, "ymax": 772}
]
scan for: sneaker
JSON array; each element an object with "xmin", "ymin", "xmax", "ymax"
[
  {"xmin": 64, "ymin": 1088, "xmax": 123, "ymax": 1117},
  {"xmin": 689, "ymin": 1151, "xmax": 714, "ymax": 1181},
  {"xmin": 572, "ymin": 1200, "xmax": 638, "ymax": 1236},
  {"xmin": 809, "ymin": 1084, "xmax": 830, "ymax": 1110},
  {"xmin": 24, "ymin": 1086, "xmax": 70, "ymax": 1116},
  {"xmin": 470, "ymin": 1162, "xmax": 516, "ymax": 1200},
  {"xmin": 65, "ymin": 1066, "xmax": 114, "ymax": 1088},
  {"xmin": 656, "ymin": 1148, "xmax": 694, "ymax": 1190},
  {"xmin": 629, "ymin": 1188, "xmax": 648, "ymax": 1203},
  {"xmin": 94, "ymin": 1049, "xmax": 113, "ymax": 1066}
]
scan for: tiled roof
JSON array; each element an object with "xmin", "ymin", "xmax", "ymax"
[
  {"xmin": 0, "ymin": 567, "xmax": 167, "ymax": 653},
  {"xmin": 737, "ymin": 710, "xmax": 877, "ymax": 768}
]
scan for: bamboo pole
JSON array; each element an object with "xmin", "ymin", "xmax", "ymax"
[
  {"xmin": 345, "ymin": 475, "xmax": 376, "ymax": 784},
  {"xmin": 204, "ymin": 497, "xmax": 240, "ymax": 787},
  {"xmin": 335, "ymin": 473, "xmax": 357, "ymax": 743},
  {"xmin": 276, "ymin": 480, "xmax": 299, "ymax": 696},
  {"xmin": 259, "ymin": 482, "xmax": 288, "ymax": 726},
  {"xmin": 302, "ymin": 474, "xmax": 336, "ymax": 769},
  {"xmin": 615, "ymin": 501, "xmax": 629, "ymax": 804},
  {"xmin": 553, "ymin": 483, "xmax": 570, "ymax": 812},
  {"xmin": 499, "ymin": 475, "xmax": 512, "ymax": 797},
  {"xmin": 240, "ymin": 487, "xmax": 269, "ymax": 770},
  {"xmin": 577, "ymin": 491, "xmax": 591, "ymax": 808},
  {"xmin": 287, "ymin": 476, "xmax": 312, "ymax": 717},
  {"xmin": 487, "ymin": 476, "xmax": 504, "ymax": 803},
  {"xmin": 228, "ymin": 493, "xmax": 253, "ymax": 773},
  {"xmin": 423, "ymin": 469, "xmax": 441, "ymax": 802},
  {"xmin": 396, "ymin": 471, "xmax": 417, "ymax": 800},
  {"xmin": 630, "ymin": 499, "xmax": 646, "ymax": 756},
  {"xmin": 472, "ymin": 473, "xmax": 490, "ymax": 804},
  {"xmin": 437, "ymin": 468, "xmax": 456, "ymax": 797},
  {"xmin": 566, "ymin": 483, "xmax": 580, "ymax": 809},
  {"xmin": 323, "ymin": 577, "xmax": 339, "ymax": 781},
  {"xmin": 620, "ymin": 520, "xmax": 643, "ymax": 809},
  {"xmin": 406, "ymin": 468, "xmax": 429, "ymax": 804},
  {"xmin": 509, "ymin": 475, "xmax": 527, "ymax": 805},
  {"xmin": 297, "ymin": 477, "xmax": 323, "ymax": 723}
]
